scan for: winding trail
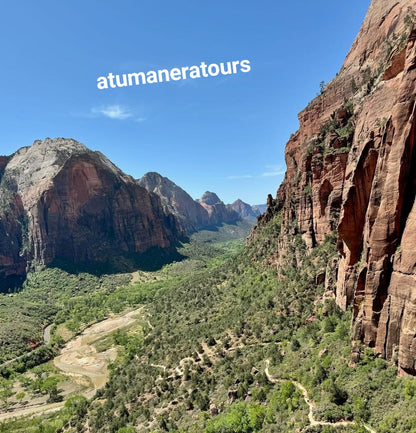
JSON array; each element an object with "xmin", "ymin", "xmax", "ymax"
[
  {"xmin": 264, "ymin": 360, "xmax": 377, "ymax": 433},
  {"xmin": 150, "ymin": 356, "xmax": 194, "ymax": 378},
  {"xmin": 0, "ymin": 317, "xmax": 379, "ymax": 433},
  {"xmin": 144, "ymin": 349, "xmax": 378, "ymax": 433}
]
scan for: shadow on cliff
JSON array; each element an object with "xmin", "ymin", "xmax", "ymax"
[
  {"xmin": 0, "ymin": 275, "xmax": 26, "ymax": 294},
  {"xmin": 49, "ymin": 246, "xmax": 186, "ymax": 276}
]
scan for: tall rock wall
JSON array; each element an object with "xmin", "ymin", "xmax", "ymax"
[
  {"xmin": 0, "ymin": 138, "xmax": 181, "ymax": 286},
  {"xmin": 251, "ymin": 0, "xmax": 416, "ymax": 373}
]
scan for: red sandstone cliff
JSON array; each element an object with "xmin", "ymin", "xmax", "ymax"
[
  {"xmin": 251, "ymin": 0, "xmax": 416, "ymax": 373},
  {"xmin": 0, "ymin": 138, "xmax": 181, "ymax": 288}
]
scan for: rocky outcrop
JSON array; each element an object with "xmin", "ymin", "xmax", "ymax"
[
  {"xmin": 227, "ymin": 199, "xmax": 260, "ymax": 219},
  {"xmin": 251, "ymin": 0, "xmax": 416, "ymax": 373},
  {"xmin": 138, "ymin": 173, "xmax": 240, "ymax": 233},
  {"xmin": 199, "ymin": 192, "xmax": 240, "ymax": 226},
  {"xmin": 0, "ymin": 156, "xmax": 9, "ymax": 176},
  {"xmin": 0, "ymin": 138, "xmax": 181, "ymax": 287}
]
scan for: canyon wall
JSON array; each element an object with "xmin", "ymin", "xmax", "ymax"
[
  {"xmin": 252, "ymin": 0, "xmax": 416, "ymax": 373},
  {"xmin": 0, "ymin": 138, "xmax": 181, "ymax": 286}
]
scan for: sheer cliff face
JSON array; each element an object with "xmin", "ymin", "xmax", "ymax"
[
  {"xmin": 0, "ymin": 138, "xmax": 180, "ymax": 285},
  {"xmin": 252, "ymin": 0, "xmax": 416, "ymax": 373}
]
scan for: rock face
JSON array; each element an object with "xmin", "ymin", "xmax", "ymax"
[
  {"xmin": 251, "ymin": 0, "xmax": 416, "ymax": 373},
  {"xmin": 138, "ymin": 173, "xmax": 240, "ymax": 233},
  {"xmin": 138, "ymin": 172, "xmax": 210, "ymax": 233},
  {"xmin": 0, "ymin": 138, "xmax": 181, "ymax": 288},
  {"xmin": 199, "ymin": 192, "xmax": 240, "ymax": 226},
  {"xmin": 227, "ymin": 199, "xmax": 260, "ymax": 219}
]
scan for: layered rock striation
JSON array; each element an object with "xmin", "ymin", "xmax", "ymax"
[
  {"xmin": 251, "ymin": 0, "xmax": 416, "ymax": 373},
  {"xmin": 0, "ymin": 138, "xmax": 181, "ymax": 287}
]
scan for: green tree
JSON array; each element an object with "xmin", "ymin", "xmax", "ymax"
[
  {"xmin": 0, "ymin": 379, "xmax": 14, "ymax": 410},
  {"xmin": 403, "ymin": 378, "xmax": 416, "ymax": 400},
  {"xmin": 41, "ymin": 376, "xmax": 60, "ymax": 402},
  {"xmin": 205, "ymin": 402, "xmax": 265, "ymax": 433},
  {"xmin": 63, "ymin": 395, "xmax": 88, "ymax": 418}
]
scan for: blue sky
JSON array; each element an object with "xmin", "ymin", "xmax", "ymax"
[{"xmin": 0, "ymin": 1, "xmax": 370, "ymax": 204}]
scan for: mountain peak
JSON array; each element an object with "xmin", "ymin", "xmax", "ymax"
[
  {"xmin": 4, "ymin": 137, "xmax": 124, "ymax": 209},
  {"xmin": 138, "ymin": 177, "xmax": 241, "ymax": 233},
  {"xmin": 200, "ymin": 191, "xmax": 221, "ymax": 205},
  {"xmin": 140, "ymin": 171, "xmax": 168, "ymax": 183},
  {"xmin": 228, "ymin": 198, "xmax": 260, "ymax": 219}
]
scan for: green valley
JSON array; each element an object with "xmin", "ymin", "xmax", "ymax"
[{"xmin": 1, "ymin": 217, "xmax": 416, "ymax": 432}]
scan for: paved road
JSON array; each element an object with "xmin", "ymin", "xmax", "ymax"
[
  {"xmin": 0, "ymin": 323, "xmax": 54, "ymax": 369},
  {"xmin": 43, "ymin": 324, "xmax": 53, "ymax": 345}
]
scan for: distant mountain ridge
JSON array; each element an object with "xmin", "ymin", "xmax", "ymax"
[
  {"xmin": 138, "ymin": 172, "xmax": 248, "ymax": 233},
  {"xmin": 0, "ymin": 141, "xmax": 263, "ymax": 290},
  {"xmin": 252, "ymin": 204, "xmax": 267, "ymax": 215},
  {"xmin": 227, "ymin": 199, "xmax": 261, "ymax": 219},
  {"xmin": 198, "ymin": 190, "xmax": 240, "ymax": 226},
  {"xmin": 137, "ymin": 172, "xmax": 211, "ymax": 233}
]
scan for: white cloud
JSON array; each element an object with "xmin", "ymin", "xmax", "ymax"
[
  {"xmin": 262, "ymin": 164, "xmax": 286, "ymax": 177},
  {"xmin": 91, "ymin": 104, "xmax": 133, "ymax": 120}
]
